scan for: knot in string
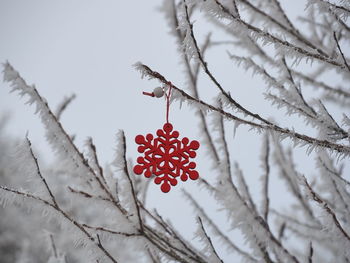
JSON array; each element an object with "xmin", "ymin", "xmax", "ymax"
[{"xmin": 142, "ymin": 83, "xmax": 173, "ymax": 123}]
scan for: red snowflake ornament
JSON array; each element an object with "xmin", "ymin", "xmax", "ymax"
[{"xmin": 133, "ymin": 123, "xmax": 200, "ymax": 193}]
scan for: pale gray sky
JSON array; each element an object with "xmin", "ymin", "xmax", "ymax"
[{"xmin": 0, "ymin": 1, "xmax": 343, "ymax": 261}]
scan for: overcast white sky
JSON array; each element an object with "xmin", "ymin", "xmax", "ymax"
[{"xmin": 0, "ymin": 1, "xmax": 345, "ymax": 261}]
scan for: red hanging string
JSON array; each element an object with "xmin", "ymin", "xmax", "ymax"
[
  {"xmin": 137, "ymin": 83, "xmax": 200, "ymax": 193},
  {"xmin": 165, "ymin": 84, "xmax": 172, "ymax": 123},
  {"xmin": 142, "ymin": 84, "xmax": 172, "ymax": 123},
  {"xmin": 142, "ymin": 91, "xmax": 155, "ymax": 97}
]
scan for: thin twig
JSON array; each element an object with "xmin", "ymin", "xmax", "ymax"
[
  {"xmin": 146, "ymin": 247, "xmax": 161, "ymax": 263},
  {"xmin": 281, "ymin": 57, "xmax": 317, "ymax": 116},
  {"xmin": 55, "ymin": 94, "xmax": 76, "ymax": 120},
  {"xmin": 143, "ymin": 225, "xmax": 204, "ymax": 263},
  {"xmin": 278, "ymin": 222, "xmax": 286, "ymax": 240},
  {"xmin": 218, "ymin": 100, "xmax": 232, "ymax": 179},
  {"xmin": 197, "ymin": 217, "xmax": 224, "ymax": 263},
  {"xmin": 183, "ymin": 0, "xmax": 275, "ymax": 126},
  {"xmin": 26, "ymin": 136, "xmax": 58, "ymax": 208},
  {"xmin": 271, "ymin": 209, "xmax": 320, "ymax": 230},
  {"xmin": 184, "ymin": 190, "xmax": 258, "ymax": 262},
  {"xmin": 308, "ymin": 242, "xmax": 313, "ymax": 263},
  {"xmin": 82, "ymin": 224, "xmax": 139, "ymax": 237},
  {"xmin": 240, "ymin": 0, "xmax": 329, "ymax": 57},
  {"xmin": 50, "ymin": 234, "xmax": 58, "ymax": 258},
  {"xmin": 333, "ymin": 32, "xmax": 350, "ymax": 72},
  {"xmin": 0, "ymin": 186, "xmax": 119, "ymax": 263},
  {"xmin": 271, "ymin": 0, "xmax": 298, "ymax": 32},
  {"xmin": 3, "ymin": 63, "xmax": 126, "ymax": 215},
  {"xmin": 68, "ymin": 186, "xmax": 111, "ymax": 202},
  {"xmin": 120, "ymin": 131, "xmax": 144, "ymax": 233},
  {"xmin": 302, "ymin": 176, "xmax": 350, "ymax": 242},
  {"xmin": 261, "ymin": 134, "xmax": 270, "ymax": 222},
  {"xmin": 87, "ymin": 138, "xmax": 109, "ymax": 190},
  {"xmin": 273, "ymin": 140, "xmax": 315, "ymax": 220},
  {"xmin": 172, "ymin": 2, "xmax": 220, "ymax": 164},
  {"xmin": 318, "ymin": 158, "xmax": 350, "ymax": 187},
  {"xmin": 232, "ymin": 0, "xmax": 240, "ymax": 18},
  {"xmin": 138, "ymin": 203, "xmax": 206, "ymax": 262},
  {"xmin": 212, "ymin": 0, "xmax": 345, "ymax": 69},
  {"xmin": 234, "ymin": 162, "xmax": 258, "ymax": 213}
]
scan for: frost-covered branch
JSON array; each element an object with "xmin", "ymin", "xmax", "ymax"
[
  {"xmin": 196, "ymin": 217, "xmax": 224, "ymax": 263},
  {"xmin": 301, "ymin": 176, "xmax": 350, "ymax": 243},
  {"xmin": 333, "ymin": 32, "xmax": 350, "ymax": 72},
  {"xmin": 1, "ymin": 1, "xmax": 350, "ymax": 262},
  {"xmin": 0, "ymin": 186, "xmax": 119, "ymax": 263},
  {"xmin": 181, "ymin": 0, "xmax": 275, "ymax": 126},
  {"xmin": 260, "ymin": 134, "xmax": 270, "ymax": 222},
  {"xmin": 26, "ymin": 136, "xmax": 58, "ymax": 207},
  {"xmin": 208, "ymin": 0, "xmax": 346, "ymax": 70},
  {"xmin": 184, "ymin": 190, "xmax": 258, "ymax": 262},
  {"xmin": 2, "ymin": 62, "xmax": 127, "ymax": 215},
  {"xmin": 134, "ymin": 62, "xmax": 350, "ymax": 156},
  {"xmin": 161, "ymin": 1, "xmax": 220, "ymax": 165}
]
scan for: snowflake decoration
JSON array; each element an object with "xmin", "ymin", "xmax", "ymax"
[{"xmin": 133, "ymin": 123, "xmax": 200, "ymax": 193}]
